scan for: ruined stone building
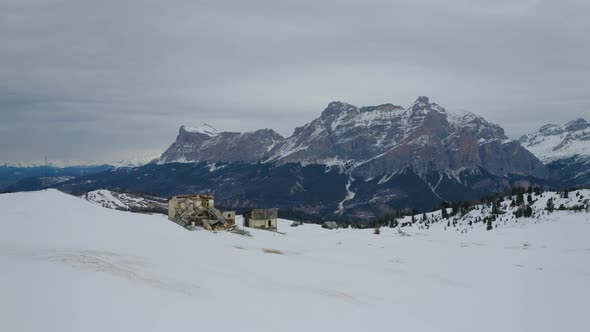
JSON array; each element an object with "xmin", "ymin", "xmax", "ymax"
[
  {"xmin": 244, "ymin": 208, "xmax": 278, "ymax": 231},
  {"xmin": 168, "ymin": 194, "xmax": 231, "ymax": 230},
  {"xmin": 222, "ymin": 211, "xmax": 236, "ymax": 225}
]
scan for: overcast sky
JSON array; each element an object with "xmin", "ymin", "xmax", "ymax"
[{"xmin": 1, "ymin": 0, "xmax": 588, "ymax": 165}]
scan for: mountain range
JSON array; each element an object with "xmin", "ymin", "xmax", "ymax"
[
  {"xmin": 159, "ymin": 97, "xmax": 547, "ymax": 181},
  {"xmin": 13, "ymin": 96, "xmax": 578, "ymax": 221}
]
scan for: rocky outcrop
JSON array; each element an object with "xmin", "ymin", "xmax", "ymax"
[{"xmin": 158, "ymin": 125, "xmax": 285, "ymax": 163}]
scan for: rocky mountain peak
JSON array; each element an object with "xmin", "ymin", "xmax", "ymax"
[
  {"xmin": 565, "ymin": 118, "xmax": 589, "ymax": 132},
  {"xmin": 159, "ymin": 126, "xmax": 285, "ymax": 164},
  {"xmin": 180, "ymin": 124, "xmax": 219, "ymax": 137},
  {"xmin": 359, "ymin": 103, "xmax": 403, "ymax": 113},
  {"xmin": 415, "ymin": 96, "xmax": 430, "ymax": 104},
  {"xmin": 321, "ymin": 101, "xmax": 358, "ymax": 119},
  {"xmin": 537, "ymin": 124, "xmax": 562, "ymax": 136},
  {"xmin": 408, "ymin": 96, "xmax": 446, "ymax": 116}
]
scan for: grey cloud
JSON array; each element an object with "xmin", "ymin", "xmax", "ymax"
[{"xmin": 0, "ymin": 0, "xmax": 588, "ymax": 164}]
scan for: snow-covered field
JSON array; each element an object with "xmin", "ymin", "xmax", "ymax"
[{"xmin": 1, "ymin": 190, "xmax": 590, "ymax": 331}]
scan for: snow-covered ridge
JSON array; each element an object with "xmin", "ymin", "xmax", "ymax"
[
  {"xmin": 82, "ymin": 189, "xmax": 167, "ymax": 211},
  {"xmin": 2, "ymin": 153, "xmax": 158, "ymax": 169},
  {"xmin": 520, "ymin": 118, "xmax": 590, "ymax": 162}
]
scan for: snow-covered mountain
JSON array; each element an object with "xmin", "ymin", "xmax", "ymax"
[
  {"xmin": 107, "ymin": 155, "xmax": 159, "ymax": 168},
  {"xmin": 1, "ymin": 189, "xmax": 589, "ymax": 332},
  {"xmin": 159, "ymin": 96, "xmax": 547, "ymax": 183},
  {"xmin": 520, "ymin": 118, "xmax": 590, "ymax": 162},
  {"xmin": 520, "ymin": 118, "xmax": 590, "ymax": 186},
  {"xmin": 268, "ymin": 97, "xmax": 546, "ymax": 181}
]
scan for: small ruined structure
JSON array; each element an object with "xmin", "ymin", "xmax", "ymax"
[
  {"xmin": 321, "ymin": 221, "xmax": 339, "ymax": 230},
  {"xmin": 222, "ymin": 211, "xmax": 236, "ymax": 225},
  {"xmin": 244, "ymin": 208, "xmax": 278, "ymax": 231},
  {"xmin": 168, "ymin": 194, "xmax": 232, "ymax": 231}
]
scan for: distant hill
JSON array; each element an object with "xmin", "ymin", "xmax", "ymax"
[{"xmin": 0, "ymin": 164, "xmax": 112, "ymax": 190}]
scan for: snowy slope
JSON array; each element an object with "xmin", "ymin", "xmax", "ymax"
[
  {"xmin": 82, "ymin": 189, "xmax": 167, "ymax": 211},
  {"xmin": 1, "ymin": 190, "xmax": 590, "ymax": 332},
  {"xmin": 395, "ymin": 189, "xmax": 590, "ymax": 230}
]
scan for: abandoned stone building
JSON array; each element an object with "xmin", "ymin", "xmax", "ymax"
[
  {"xmin": 222, "ymin": 211, "xmax": 236, "ymax": 225},
  {"xmin": 244, "ymin": 208, "xmax": 278, "ymax": 231},
  {"xmin": 168, "ymin": 194, "xmax": 215, "ymax": 218},
  {"xmin": 168, "ymin": 194, "xmax": 232, "ymax": 230}
]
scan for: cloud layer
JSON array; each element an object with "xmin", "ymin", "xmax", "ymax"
[{"xmin": 1, "ymin": 0, "xmax": 588, "ymax": 164}]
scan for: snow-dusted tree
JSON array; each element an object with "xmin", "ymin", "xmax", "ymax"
[
  {"xmin": 546, "ymin": 198, "xmax": 555, "ymax": 212},
  {"xmin": 516, "ymin": 192, "xmax": 524, "ymax": 205},
  {"xmin": 524, "ymin": 206, "xmax": 533, "ymax": 218}
]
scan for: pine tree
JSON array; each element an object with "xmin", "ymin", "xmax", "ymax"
[
  {"xmin": 492, "ymin": 200, "xmax": 501, "ymax": 215},
  {"xmin": 486, "ymin": 219, "xmax": 493, "ymax": 231},
  {"xmin": 524, "ymin": 206, "xmax": 533, "ymax": 218},
  {"xmin": 546, "ymin": 198, "xmax": 555, "ymax": 212},
  {"xmin": 451, "ymin": 202, "xmax": 459, "ymax": 216}
]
